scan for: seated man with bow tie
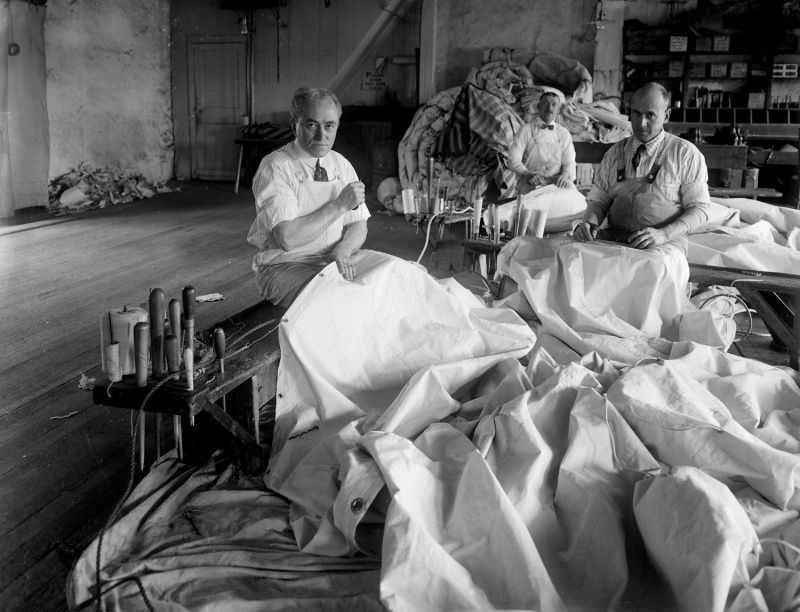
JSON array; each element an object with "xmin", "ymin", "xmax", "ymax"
[
  {"xmin": 508, "ymin": 88, "xmax": 576, "ymax": 192},
  {"xmin": 573, "ymin": 82, "xmax": 710, "ymax": 251},
  {"xmin": 246, "ymin": 87, "xmax": 369, "ymax": 308}
]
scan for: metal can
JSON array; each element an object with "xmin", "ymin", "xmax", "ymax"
[{"xmin": 743, "ymin": 168, "xmax": 759, "ymax": 190}]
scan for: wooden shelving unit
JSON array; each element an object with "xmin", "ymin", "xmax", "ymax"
[{"xmin": 623, "ymin": 7, "xmax": 800, "ymax": 130}]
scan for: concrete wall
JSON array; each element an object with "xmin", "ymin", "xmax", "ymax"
[
  {"xmin": 434, "ymin": 0, "xmax": 599, "ymax": 92},
  {"xmin": 45, "ymin": 0, "xmax": 172, "ymax": 182},
  {"xmin": 2, "ymin": 1, "xmax": 49, "ymax": 214}
]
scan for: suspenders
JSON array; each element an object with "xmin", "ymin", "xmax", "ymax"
[{"xmin": 616, "ymin": 140, "xmax": 665, "ymax": 184}]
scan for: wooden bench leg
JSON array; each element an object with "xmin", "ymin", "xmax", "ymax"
[{"xmin": 793, "ymin": 293, "xmax": 800, "ymax": 370}]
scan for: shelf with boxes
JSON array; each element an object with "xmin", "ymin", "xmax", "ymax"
[{"xmin": 623, "ymin": 19, "xmax": 798, "ymax": 113}]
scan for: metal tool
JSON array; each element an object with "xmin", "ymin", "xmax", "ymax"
[
  {"xmin": 133, "ymin": 322, "xmax": 150, "ymax": 471},
  {"xmin": 182, "ymin": 285, "xmax": 196, "ymax": 353},
  {"xmin": 213, "ymin": 327, "xmax": 226, "ymax": 411},
  {"xmin": 165, "ymin": 334, "xmax": 183, "ymax": 460},
  {"xmin": 148, "ymin": 288, "xmax": 166, "ymax": 377}
]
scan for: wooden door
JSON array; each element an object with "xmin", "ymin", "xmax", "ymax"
[{"xmin": 189, "ymin": 39, "xmax": 247, "ymax": 180}]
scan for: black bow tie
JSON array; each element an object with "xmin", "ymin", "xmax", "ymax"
[
  {"xmin": 314, "ymin": 159, "xmax": 328, "ymax": 182},
  {"xmin": 540, "ymin": 124, "xmax": 555, "ymax": 130}
]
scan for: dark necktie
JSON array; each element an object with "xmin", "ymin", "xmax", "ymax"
[
  {"xmin": 632, "ymin": 144, "xmax": 647, "ymax": 171},
  {"xmin": 314, "ymin": 159, "xmax": 328, "ymax": 182}
]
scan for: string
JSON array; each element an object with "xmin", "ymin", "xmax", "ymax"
[
  {"xmin": 92, "ymin": 369, "xmax": 188, "ymax": 612},
  {"xmin": 225, "ymin": 318, "xmax": 279, "ymax": 352},
  {"xmin": 416, "ymin": 213, "xmax": 441, "ymax": 264},
  {"xmin": 697, "ymin": 291, "xmax": 755, "ymax": 339}
]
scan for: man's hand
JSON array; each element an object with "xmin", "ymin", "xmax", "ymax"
[
  {"xmin": 333, "ymin": 252, "xmax": 357, "ymax": 280},
  {"xmin": 555, "ymin": 174, "xmax": 572, "ymax": 189},
  {"xmin": 527, "ymin": 173, "xmax": 546, "ymax": 188},
  {"xmin": 335, "ymin": 181, "xmax": 365, "ymax": 212},
  {"xmin": 628, "ymin": 226, "xmax": 669, "ymax": 249},
  {"xmin": 573, "ymin": 221, "xmax": 597, "ymax": 242}
]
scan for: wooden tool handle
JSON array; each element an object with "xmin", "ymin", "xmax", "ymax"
[
  {"xmin": 134, "ymin": 321, "xmax": 149, "ymax": 387},
  {"xmin": 165, "ymin": 334, "xmax": 180, "ymax": 378},
  {"xmin": 182, "ymin": 285, "xmax": 196, "ymax": 320},
  {"xmin": 149, "ymin": 288, "xmax": 166, "ymax": 377},
  {"xmin": 168, "ymin": 298, "xmax": 182, "ymax": 339},
  {"xmin": 213, "ymin": 327, "xmax": 226, "ymax": 360}
]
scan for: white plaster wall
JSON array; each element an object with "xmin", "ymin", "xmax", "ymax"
[
  {"xmin": 435, "ymin": 0, "xmax": 598, "ymax": 91},
  {"xmin": 45, "ymin": 0, "xmax": 173, "ymax": 181}
]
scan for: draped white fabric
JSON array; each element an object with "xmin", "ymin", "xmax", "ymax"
[{"xmin": 68, "ymin": 247, "xmax": 800, "ymax": 612}]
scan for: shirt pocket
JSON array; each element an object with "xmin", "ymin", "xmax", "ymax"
[{"xmin": 659, "ymin": 181, "xmax": 681, "ymax": 202}]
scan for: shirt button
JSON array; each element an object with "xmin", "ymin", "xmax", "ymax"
[{"xmin": 350, "ymin": 497, "xmax": 364, "ymax": 513}]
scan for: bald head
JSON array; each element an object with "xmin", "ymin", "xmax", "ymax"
[{"xmin": 629, "ymin": 82, "xmax": 671, "ymax": 143}]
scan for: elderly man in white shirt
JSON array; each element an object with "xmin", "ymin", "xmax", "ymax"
[
  {"xmin": 507, "ymin": 89, "xmax": 576, "ymax": 192},
  {"xmin": 246, "ymin": 87, "xmax": 370, "ymax": 307},
  {"xmin": 574, "ymin": 82, "xmax": 710, "ymax": 252}
]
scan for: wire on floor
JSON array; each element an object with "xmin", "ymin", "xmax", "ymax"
[{"xmin": 415, "ymin": 213, "xmax": 441, "ymax": 264}]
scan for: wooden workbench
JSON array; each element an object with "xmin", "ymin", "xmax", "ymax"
[
  {"xmin": 93, "ymin": 301, "xmax": 283, "ymax": 472},
  {"xmin": 688, "ymin": 264, "xmax": 800, "ymax": 370}
]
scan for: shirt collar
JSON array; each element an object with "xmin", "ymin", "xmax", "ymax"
[
  {"xmin": 633, "ymin": 129, "xmax": 665, "ymax": 155},
  {"xmin": 536, "ymin": 119, "xmax": 557, "ymax": 130}
]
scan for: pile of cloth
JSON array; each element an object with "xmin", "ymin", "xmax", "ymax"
[
  {"xmin": 48, "ymin": 163, "xmax": 173, "ymax": 214},
  {"xmin": 395, "ymin": 48, "xmax": 631, "ymax": 210},
  {"xmin": 68, "ymin": 247, "xmax": 800, "ymax": 612}
]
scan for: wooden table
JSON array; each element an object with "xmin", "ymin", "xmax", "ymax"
[
  {"xmin": 708, "ymin": 186, "xmax": 783, "ymax": 199},
  {"xmin": 689, "ymin": 264, "xmax": 800, "ymax": 370}
]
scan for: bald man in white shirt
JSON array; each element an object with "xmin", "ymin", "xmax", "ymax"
[{"xmin": 574, "ymin": 82, "xmax": 710, "ymax": 252}]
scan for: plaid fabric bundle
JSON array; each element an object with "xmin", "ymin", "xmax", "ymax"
[{"xmin": 434, "ymin": 83, "xmax": 523, "ymax": 195}]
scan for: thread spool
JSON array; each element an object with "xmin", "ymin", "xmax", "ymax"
[
  {"xmin": 99, "ymin": 306, "xmax": 148, "ymax": 376},
  {"xmin": 105, "ymin": 342, "xmax": 122, "ymax": 382},
  {"xmin": 530, "ymin": 209, "xmax": 548, "ymax": 238},
  {"xmin": 149, "ymin": 288, "xmax": 166, "ymax": 377},
  {"xmin": 134, "ymin": 322, "xmax": 149, "ymax": 387},
  {"xmin": 472, "ymin": 196, "xmax": 483, "ymax": 239}
]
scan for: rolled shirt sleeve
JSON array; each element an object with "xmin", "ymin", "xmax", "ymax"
[
  {"xmin": 674, "ymin": 143, "xmax": 711, "ymax": 234},
  {"xmin": 247, "ymin": 154, "xmax": 300, "ymax": 249},
  {"xmin": 507, "ymin": 124, "xmax": 534, "ymax": 176},
  {"xmin": 584, "ymin": 141, "xmax": 621, "ymax": 225}
]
